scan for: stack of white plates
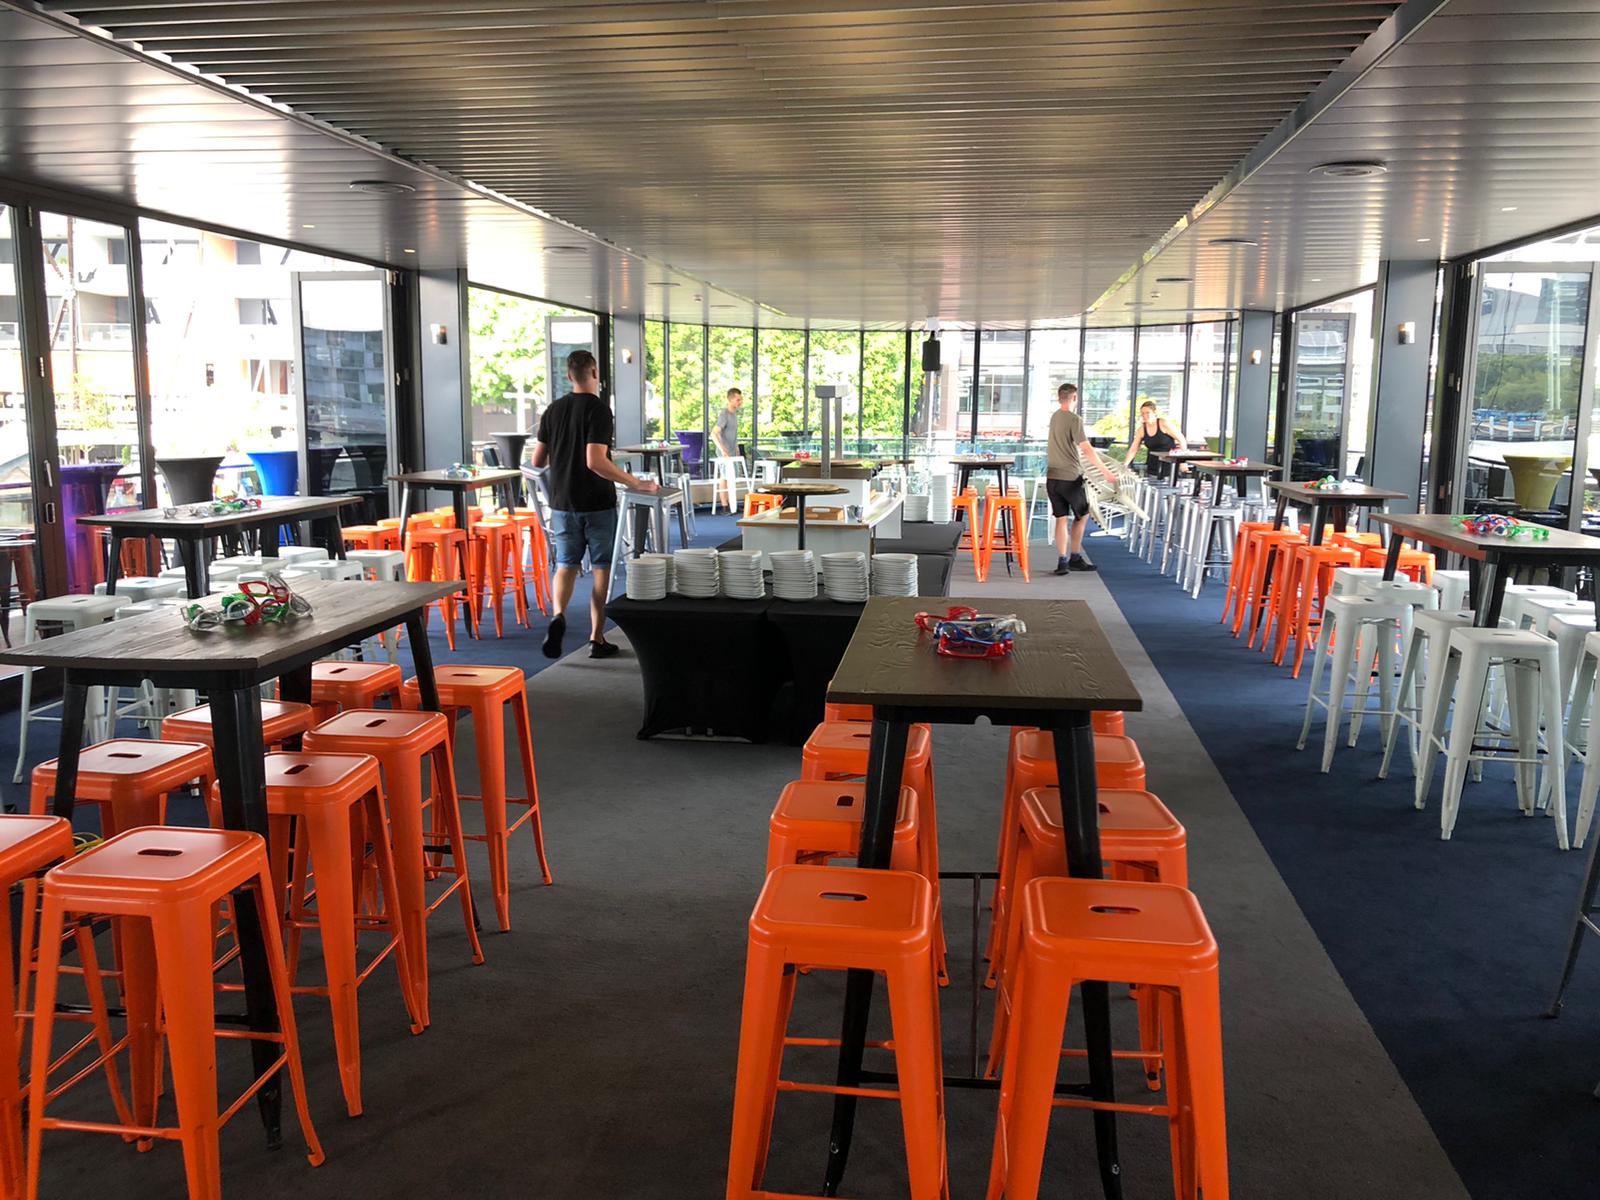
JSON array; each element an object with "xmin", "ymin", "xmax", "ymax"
[
  {"xmin": 903, "ymin": 493, "xmax": 931, "ymax": 522},
  {"xmin": 819, "ymin": 552, "xmax": 870, "ymax": 603},
  {"xmin": 625, "ymin": 556, "xmax": 669, "ymax": 601},
  {"xmin": 871, "ymin": 553, "xmax": 919, "ymax": 597},
  {"xmin": 929, "ymin": 475, "xmax": 954, "ymax": 523},
  {"xmin": 639, "ymin": 553, "xmax": 675, "ymax": 594},
  {"xmin": 719, "ymin": 550, "xmax": 766, "ymax": 599},
  {"xmin": 769, "ymin": 550, "xmax": 818, "ymax": 601},
  {"xmin": 672, "ymin": 549, "xmax": 720, "ymax": 598}
]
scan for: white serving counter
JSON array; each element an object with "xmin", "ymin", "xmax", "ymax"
[{"xmin": 737, "ymin": 492, "xmax": 903, "ymax": 566}]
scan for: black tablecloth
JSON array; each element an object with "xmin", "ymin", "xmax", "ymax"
[{"xmin": 606, "ymin": 592, "xmax": 865, "ymax": 743}]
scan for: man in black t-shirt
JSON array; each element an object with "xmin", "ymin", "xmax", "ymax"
[{"xmin": 532, "ymin": 350, "xmax": 658, "ymax": 659}]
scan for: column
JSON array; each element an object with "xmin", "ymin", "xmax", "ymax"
[
  {"xmin": 612, "ymin": 313, "xmax": 645, "ymax": 447},
  {"xmin": 1234, "ymin": 309, "xmax": 1276, "ymax": 462},
  {"xmin": 417, "ymin": 268, "xmax": 471, "ymax": 469},
  {"xmin": 1365, "ymin": 259, "xmax": 1439, "ymax": 513}
]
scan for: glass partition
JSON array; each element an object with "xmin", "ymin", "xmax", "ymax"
[
  {"xmin": 1187, "ymin": 320, "xmax": 1234, "ymax": 454},
  {"xmin": 643, "ymin": 320, "xmax": 665, "ymax": 440},
  {"xmin": 708, "ymin": 326, "xmax": 754, "ymax": 453},
  {"xmin": 913, "ymin": 329, "xmax": 974, "ymax": 479},
  {"xmin": 465, "ymin": 287, "xmax": 590, "ymax": 447},
  {"xmin": 1287, "ymin": 291, "xmax": 1374, "ymax": 481},
  {"xmin": 1082, "ymin": 328, "xmax": 1134, "ymax": 454},
  {"xmin": 295, "ymin": 273, "xmax": 392, "ymax": 505},
  {"xmin": 808, "ymin": 329, "xmax": 860, "ymax": 456},
  {"xmin": 861, "ymin": 331, "xmax": 906, "ymax": 457},
  {"xmin": 668, "ymin": 323, "xmax": 705, "ymax": 457},
  {"xmin": 757, "ymin": 329, "xmax": 806, "ymax": 455}
]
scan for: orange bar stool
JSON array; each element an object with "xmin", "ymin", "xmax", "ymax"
[
  {"xmin": 986, "ymin": 731, "xmax": 1145, "ymax": 984},
  {"xmin": 1241, "ymin": 529, "xmax": 1306, "ymax": 645},
  {"xmin": 986, "ymin": 877, "xmax": 1227, "ymax": 1200},
  {"xmin": 952, "ymin": 488, "xmax": 985, "ymax": 581},
  {"xmin": 1273, "ymin": 541, "xmax": 1362, "ymax": 674},
  {"xmin": 986, "ymin": 786, "xmax": 1188, "ymax": 1083},
  {"xmin": 1220, "ymin": 523, "xmax": 1276, "ymax": 631},
  {"xmin": 310, "ymin": 661, "xmax": 403, "ymax": 722},
  {"xmin": 303, "ymin": 709, "xmax": 484, "ymax": 1027},
  {"xmin": 744, "ymin": 492, "xmax": 782, "ymax": 518},
  {"xmin": 162, "ymin": 700, "xmax": 315, "ymax": 752},
  {"xmin": 823, "ymin": 702, "xmax": 874, "ymax": 723},
  {"xmin": 766, "ymin": 781, "xmax": 921, "ymax": 874},
  {"xmin": 726, "ymin": 864, "xmax": 946, "ymax": 1200},
  {"xmin": 1333, "ymin": 530, "xmax": 1383, "ymax": 550},
  {"xmin": 0, "ymin": 816, "xmax": 99, "ymax": 1199},
  {"xmin": 29, "ymin": 739, "xmax": 214, "ymax": 834},
  {"xmin": 339, "ymin": 524, "xmax": 392, "ymax": 552},
  {"xmin": 1359, "ymin": 542, "xmax": 1435, "ymax": 585},
  {"xmin": 468, "ymin": 518, "xmax": 530, "ymax": 638},
  {"xmin": 259, "ymin": 752, "xmax": 423, "ymax": 1117},
  {"xmin": 430, "ymin": 505, "xmax": 483, "ymax": 529},
  {"xmin": 505, "ymin": 509, "xmax": 552, "ymax": 616},
  {"xmin": 979, "ymin": 488, "xmax": 1030, "ymax": 582},
  {"xmin": 405, "ymin": 526, "xmax": 476, "ymax": 648},
  {"xmin": 26, "ymin": 828, "xmax": 325, "ymax": 1200},
  {"xmin": 400, "ymin": 666, "xmax": 553, "ymax": 931}
]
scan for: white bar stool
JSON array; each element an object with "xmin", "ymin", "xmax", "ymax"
[
  {"xmin": 304, "ymin": 559, "xmax": 365, "ymax": 582},
  {"xmin": 1502, "ymin": 583, "xmax": 1578, "ymax": 630},
  {"xmin": 276, "ymin": 545, "xmax": 329, "ymax": 565},
  {"xmin": 1159, "ymin": 493, "xmax": 1193, "ymax": 578},
  {"xmin": 346, "ymin": 549, "xmax": 406, "ymax": 582},
  {"xmin": 1415, "ymin": 627, "xmax": 1568, "ymax": 847},
  {"xmin": 1297, "ymin": 593, "xmax": 1414, "ymax": 773},
  {"xmin": 1349, "ymin": 577, "xmax": 1439, "ymax": 747},
  {"xmin": 711, "ymin": 456, "xmax": 751, "ymax": 514},
  {"xmin": 1184, "ymin": 504, "xmax": 1241, "ymax": 600},
  {"xmin": 1330, "ymin": 565, "xmax": 1386, "ymax": 597},
  {"xmin": 12, "ymin": 593, "xmax": 130, "ymax": 781},
  {"xmin": 1380, "ymin": 607, "xmax": 1478, "ymax": 780},
  {"xmin": 1562, "ymin": 631, "xmax": 1600, "ymax": 846},
  {"xmin": 94, "ymin": 576, "xmax": 186, "ymax": 602},
  {"xmin": 1433, "ymin": 569, "xmax": 1470, "ymax": 612}
]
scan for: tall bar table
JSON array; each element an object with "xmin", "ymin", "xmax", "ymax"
[
  {"xmin": 820, "ymin": 596, "xmax": 1142, "ymax": 1198},
  {"xmin": 0, "ymin": 579, "xmax": 457, "ymax": 1151},
  {"xmin": 1149, "ymin": 448, "xmax": 1221, "ymax": 486},
  {"xmin": 1189, "ymin": 458, "xmax": 1276, "ymax": 499}
]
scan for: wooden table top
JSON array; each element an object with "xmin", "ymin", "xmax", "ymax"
[
  {"xmin": 387, "ymin": 468, "xmax": 522, "ymax": 490},
  {"xmin": 1191, "ymin": 459, "xmax": 1276, "ymax": 475},
  {"xmin": 1371, "ymin": 512, "xmax": 1600, "ymax": 559},
  {"xmin": 617, "ymin": 444, "xmax": 684, "ymax": 457},
  {"xmin": 0, "ymin": 579, "xmax": 456, "ymax": 675},
  {"xmin": 1266, "ymin": 480, "xmax": 1407, "ymax": 504},
  {"xmin": 756, "ymin": 482, "xmax": 849, "ymax": 497},
  {"xmin": 827, "ymin": 596, "xmax": 1141, "ymax": 714},
  {"xmin": 77, "ymin": 494, "xmax": 358, "ymax": 533},
  {"xmin": 1152, "ymin": 449, "xmax": 1222, "ymax": 462},
  {"xmin": 949, "ymin": 456, "xmax": 1016, "ymax": 467}
]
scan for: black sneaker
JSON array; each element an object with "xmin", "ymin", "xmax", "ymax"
[
  {"xmin": 1053, "ymin": 558, "xmax": 1072, "ymax": 576},
  {"xmin": 541, "ymin": 613, "xmax": 567, "ymax": 659},
  {"xmin": 1068, "ymin": 554, "xmax": 1098, "ymax": 573},
  {"xmin": 588, "ymin": 639, "xmax": 620, "ymax": 659}
]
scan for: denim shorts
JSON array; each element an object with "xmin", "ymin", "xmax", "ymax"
[{"xmin": 549, "ymin": 507, "xmax": 619, "ymax": 569}]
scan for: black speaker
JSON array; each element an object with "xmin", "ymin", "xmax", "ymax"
[{"xmin": 920, "ymin": 337, "xmax": 940, "ymax": 373}]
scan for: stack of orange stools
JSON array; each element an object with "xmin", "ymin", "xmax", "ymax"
[
  {"xmin": 14, "ymin": 659, "xmax": 555, "ymax": 1197},
  {"xmin": 725, "ymin": 707, "xmax": 1231, "ymax": 1199}
]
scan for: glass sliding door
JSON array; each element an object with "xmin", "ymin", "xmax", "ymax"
[
  {"xmin": 0, "ymin": 205, "xmax": 43, "ymax": 626},
  {"xmin": 39, "ymin": 211, "xmax": 141, "ymax": 593},
  {"xmin": 1464, "ymin": 266, "xmax": 1591, "ymax": 518},
  {"xmin": 293, "ymin": 272, "xmax": 395, "ymax": 517},
  {"xmin": 1025, "ymin": 327, "xmax": 1080, "ymax": 478},
  {"xmin": 643, "ymin": 320, "xmax": 666, "ymax": 440},
  {"xmin": 668, "ymin": 323, "xmax": 706, "ymax": 465},
  {"xmin": 974, "ymin": 329, "xmax": 1025, "ymax": 446},
  {"xmin": 1187, "ymin": 321, "xmax": 1233, "ymax": 454},
  {"xmin": 808, "ymin": 329, "xmax": 859, "ymax": 458},
  {"xmin": 1286, "ymin": 291, "xmax": 1373, "ymax": 480},
  {"xmin": 1082, "ymin": 327, "xmax": 1134, "ymax": 454}
]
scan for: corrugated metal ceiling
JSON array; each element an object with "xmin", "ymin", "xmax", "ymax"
[{"xmin": 37, "ymin": 0, "xmax": 1404, "ymax": 324}]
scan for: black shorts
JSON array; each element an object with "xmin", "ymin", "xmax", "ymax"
[{"xmin": 1046, "ymin": 477, "xmax": 1090, "ymax": 519}]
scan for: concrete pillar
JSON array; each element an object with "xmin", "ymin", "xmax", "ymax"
[
  {"xmin": 416, "ymin": 268, "xmax": 471, "ymax": 469},
  {"xmin": 1235, "ymin": 309, "xmax": 1276, "ymax": 462},
  {"xmin": 612, "ymin": 313, "xmax": 644, "ymax": 446},
  {"xmin": 1366, "ymin": 258, "xmax": 1438, "ymax": 512}
]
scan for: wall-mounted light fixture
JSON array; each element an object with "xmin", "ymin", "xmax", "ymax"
[
  {"xmin": 1249, "ymin": 349, "xmax": 1263, "ymax": 365},
  {"xmin": 621, "ymin": 347, "xmax": 635, "ymax": 364},
  {"xmin": 1397, "ymin": 321, "xmax": 1416, "ymax": 346},
  {"xmin": 429, "ymin": 324, "xmax": 448, "ymax": 345}
]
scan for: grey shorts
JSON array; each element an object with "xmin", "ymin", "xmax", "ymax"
[{"xmin": 549, "ymin": 507, "xmax": 619, "ymax": 569}]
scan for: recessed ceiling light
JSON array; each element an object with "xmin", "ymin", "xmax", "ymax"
[
  {"xmin": 1501, "ymin": 206, "xmax": 1519, "ymax": 213},
  {"xmin": 1308, "ymin": 160, "xmax": 1388, "ymax": 179},
  {"xmin": 1209, "ymin": 237, "xmax": 1259, "ymax": 248},
  {"xmin": 1155, "ymin": 276, "xmax": 1191, "ymax": 284},
  {"xmin": 691, "ymin": 294, "xmax": 703, "ymax": 302},
  {"xmin": 301, "ymin": 223, "xmax": 315, "ymax": 229},
  {"xmin": 348, "ymin": 180, "xmax": 416, "ymax": 195},
  {"xmin": 402, "ymin": 248, "xmax": 416, "ymax": 254},
  {"xmin": 1416, "ymin": 237, "xmax": 1431, "ymax": 243},
  {"xmin": 1311, "ymin": 277, "xmax": 1323, "ymax": 283},
  {"xmin": 542, "ymin": 245, "xmax": 584, "ymax": 255}
]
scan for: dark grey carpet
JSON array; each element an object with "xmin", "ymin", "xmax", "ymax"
[{"xmin": 34, "ymin": 536, "xmax": 1468, "ymax": 1199}]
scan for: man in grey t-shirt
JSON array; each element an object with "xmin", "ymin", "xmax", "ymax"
[
  {"xmin": 1046, "ymin": 383, "xmax": 1115, "ymax": 574},
  {"xmin": 713, "ymin": 387, "xmax": 744, "ymax": 510}
]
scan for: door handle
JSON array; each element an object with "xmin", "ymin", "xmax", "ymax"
[{"xmin": 42, "ymin": 501, "xmax": 55, "ymax": 524}]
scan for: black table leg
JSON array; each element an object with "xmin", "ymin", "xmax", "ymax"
[
  {"xmin": 1382, "ymin": 533, "xmax": 1404, "ymax": 581},
  {"xmin": 407, "ymin": 611, "xmax": 443, "ymax": 712},
  {"xmin": 1548, "ymin": 825, "xmax": 1600, "ymax": 1016},
  {"xmin": 206, "ymin": 684, "xmax": 283, "ymax": 1146},
  {"xmin": 47, "ymin": 679, "xmax": 90, "ymax": 823},
  {"xmin": 104, "ymin": 532, "xmax": 125, "ymax": 595},
  {"xmin": 278, "ymin": 665, "xmax": 313, "ymax": 751},
  {"xmin": 1308, "ymin": 502, "xmax": 1328, "ymax": 546},
  {"xmin": 397, "ymin": 484, "xmax": 417, "ymax": 558},
  {"xmin": 1478, "ymin": 556, "xmax": 1508, "ymax": 628},
  {"xmin": 1051, "ymin": 711, "xmax": 1124, "ymax": 1200},
  {"xmin": 824, "ymin": 715, "xmax": 910, "ymax": 1196},
  {"xmin": 796, "ymin": 498, "xmax": 808, "ymax": 551},
  {"xmin": 178, "ymin": 538, "xmax": 208, "ymax": 600},
  {"xmin": 451, "ymin": 491, "xmax": 478, "ymax": 641}
]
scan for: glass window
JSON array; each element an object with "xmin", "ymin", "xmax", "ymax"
[
  {"xmin": 861, "ymin": 331, "xmax": 906, "ymax": 457},
  {"xmin": 668, "ymin": 323, "xmax": 705, "ymax": 447},
  {"xmin": 1267, "ymin": 325, "xmax": 1283, "ymax": 460},
  {"xmin": 139, "ymin": 218, "xmax": 370, "ymax": 506},
  {"xmin": 298, "ymin": 276, "xmax": 391, "ymax": 501},
  {"xmin": 912, "ymin": 329, "xmax": 975, "ymax": 476},
  {"xmin": 1082, "ymin": 327, "xmax": 1134, "ymax": 452},
  {"xmin": 1026, "ymin": 328, "xmax": 1080, "ymax": 440},
  {"xmin": 1288, "ymin": 290, "xmax": 1374, "ymax": 480},
  {"xmin": 0, "ymin": 205, "xmax": 41, "ymax": 616},
  {"xmin": 974, "ymin": 329, "xmax": 1025, "ymax": 443},
  {"xmin": 708, "ymin": 326, "xmax": 754, "ymax": 451},
  {"xmin": 1466, "ymin": 268, "xmax": 1590, "ymax": 517},
  {"xmin": 644, "ymin": 320, "xmax": 666, "ymax": 440},
  {"xmin": 757, "ymin": 329, "xmax": 806, "ymax": 454},
  {"xmin": 1134, "ymin": 325, "xmax": 1187, "ymax": 425},
  {"xmin": 808, "ymin": 329, "xmax": 860, "ymax": 454},
  {"xmin": 1187, "ymin": 321, "xmax": 1233, "ymax": 454},
  {"xmin": 467, "ymin": 287, "xmax": 589, "ymax": 446}
]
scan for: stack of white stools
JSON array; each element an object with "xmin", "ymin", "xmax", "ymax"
[
  {"xmin": 11, "ymin": 593, "xmax": 130, "ymax": 782},
  {"xmin": 1415, "ymin": 627, "xmax": 1569, "ymax": 847},
  {"xmin": 1433, "ymin": 570, "xmax": 1471, "ymax": 612},
  {"xmin": 1348, "ymin": 577, "xmax": 1440, "ymax": 749},
  {"xmin": 1501, "ymin": 583, "xmax": 1578, "ymax": 629},
  {"xmin": 1381, "ymin": 606, "xmax": 1478, "ymax": 780},
  {"xmin": 93, "ymin": 576, "xmax": 185, "ymax": 602},
  {"xmin": 275, "ymin": 545, "xmax": 330, "ymax": 566},
  {"xmin": 305, "ymin": 559, "xmax": 365, "ymax": 582},
  {"xmin": 1298, "ymin": 592, "xmax": 1416, "ymax": 772},
  {"xmin": 1183, "ymin": 503, "xmax": 1241, "ymax": 601},
  {"xmin": 347, "ymin": 549, "xmax": 406, "ymax": 582}
]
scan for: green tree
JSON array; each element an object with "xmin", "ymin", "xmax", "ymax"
[{"xmin": 468, "ymin": 289, "xmax": 547, "ymax": 412}]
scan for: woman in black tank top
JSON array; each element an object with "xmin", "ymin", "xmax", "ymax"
[{"xmin": 1126, "ymin": 400, "xmax": 1186, "ymax": 474}]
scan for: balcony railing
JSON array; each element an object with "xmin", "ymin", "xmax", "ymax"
[{"xmin": 51, "ymin": 323, "xmax": 133, "ymax": 348}]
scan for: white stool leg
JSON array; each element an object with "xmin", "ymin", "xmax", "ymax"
[
  {"xmin": 1321, "ymin": 615, "xmax": 1362, "ymax": 773},
  {"xmin": 1506, "ymin": 661, "xmax": 1540, "ymax": 816},
  {"xmin": 1440, "ymin": 643, "xmax": 1491, "ymax": 840},
  {"xmin": 1416, "ymin": 644, "xmax": 1462, "ymax": 812},
  {"xmin": 1575, "ymin": 660, "xmax": 1600, "ymax": 847},
  {"xmin": 1297, "ymin": 609, "xmax": 1334, "ymax": 753},
  {"xmin": 1380, "ymin": 623, "xmax": 1424, "ymax": 779},
  {"xmin": 1539, "ymin": 653, "xmax": 1571, "ymax": 848}
]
